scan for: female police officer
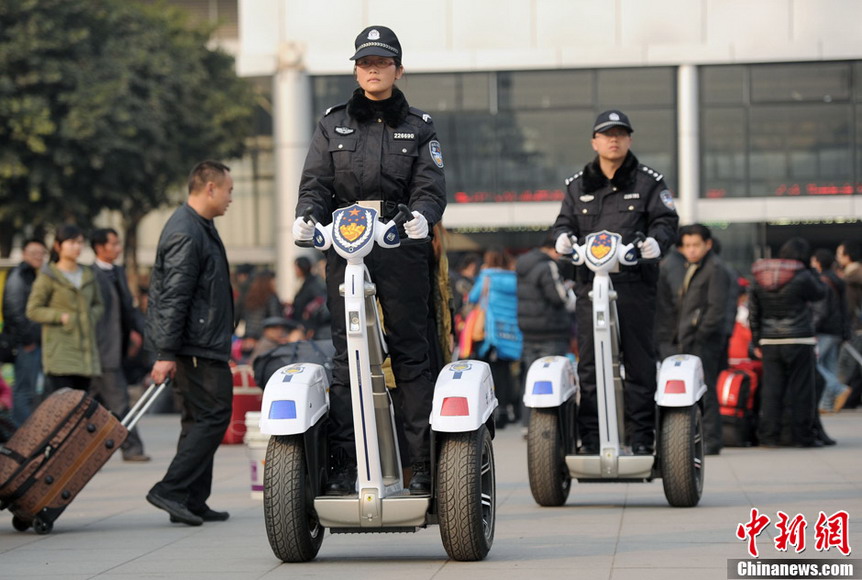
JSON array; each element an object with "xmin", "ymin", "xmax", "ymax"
[{"xmin": 292, "ymin": 26, "xmax": 446, "ymax": 495}]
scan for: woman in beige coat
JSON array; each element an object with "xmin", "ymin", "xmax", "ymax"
[{"xmin": 26, "ymin": 225, "xmax": 103, "ymax": 393}]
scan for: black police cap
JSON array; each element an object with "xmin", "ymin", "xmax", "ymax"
[
  {"xmin": 350, "ymin": 26, "xmax": 401, "ymax": 61},
  {"xmin": 593, "ymin": 110, "xmax": 634, "ymax": 134}
]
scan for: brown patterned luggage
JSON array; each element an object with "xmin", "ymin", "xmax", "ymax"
[{"xmin": 0, "ymin": 383, "xmax": 166, "ymax": 534}]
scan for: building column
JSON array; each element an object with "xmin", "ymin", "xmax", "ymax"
[
  {"xmin": 677, "ymin": 64, "xmax": 699, "ymax": 225},
  {"xmin": 273, "ymin": 42, "xmax": 312, "ymax": 303}
]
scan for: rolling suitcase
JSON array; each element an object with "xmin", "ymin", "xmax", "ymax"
[
  {"xmin": 0, "ymin": 382, "xmax": 166, "ymax": 534},
  {"xmin": 717, "ymin": 367, "xmax": 758, "ymax": 447}
]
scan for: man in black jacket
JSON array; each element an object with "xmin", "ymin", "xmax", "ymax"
[
  {"xmin": 91, "ymin": 228, "xmax": 148, "ymax": 461},
  {"xmin": 2, "ymin": 239, "xmax": 47, "ymax": 426},
  {"xmin": 516, "ymin": 233, "xmax": 575, "ymax": 425},
  {"xmin": 145, "ymin": 161, "xmax": 235, "ymax": 526},
  {"xmin": 552, "ymin": 110, "xmax": 679, "ymax": 455},
  {"xmin": 749, "ymin": 237, "xmax": 825, "ymax": 447},
  {"xmin": 657, "ymin": 224, "xmax": 730, "ymax": 454}
]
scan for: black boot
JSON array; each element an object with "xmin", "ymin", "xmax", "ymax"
[
  {"xmin": 408, "ymin": 461, "xmax": 431, "ymax": 495},
  {"xmin": 325, "ymin": 447, "xmax": 356, "ymax": 496}
]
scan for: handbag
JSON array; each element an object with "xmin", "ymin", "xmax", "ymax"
[{"xmin": 458, "ymin": 277, "xmax": 489, "ymax": 358}]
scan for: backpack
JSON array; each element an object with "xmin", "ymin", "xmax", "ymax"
[{"xmin": 252, "ymin": 340, "xmax": 335, "ymax": 388}]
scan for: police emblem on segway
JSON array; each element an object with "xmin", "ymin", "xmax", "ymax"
[
  {"xmin": 585, "ymin": 231, "xmax": 620, "ymax": 267},
  {"xmin": 333, "ymin": 205, "xmax": 376, "ymax": 254}
]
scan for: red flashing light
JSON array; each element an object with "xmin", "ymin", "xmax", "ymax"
[
  {"xmin": 665, "ymin": 380, "xmax": 687, "ymax": 394},
  {"xmin": 440, "ymin": 396, "xmax": 469, "ymax": 416}
]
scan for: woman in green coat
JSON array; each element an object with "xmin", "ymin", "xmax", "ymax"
[{"xmin": 26, "ymin": 225, "xmax": 104, "ymax": 393}]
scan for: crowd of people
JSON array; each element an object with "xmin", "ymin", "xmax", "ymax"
[{"xmin": 0, "ymin": 23, "xmax": 859, "ymax": 529}]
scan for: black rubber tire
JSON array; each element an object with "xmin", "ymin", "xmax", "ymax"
[
  {"xmin": 437, "ymin": 426, "xmax": 495, "ymax": 561},
  {"xmin": 263, "ymin": 435, "xmax": 324, "ymax": 562},
  {"xmin": 659, "ymin": 405, "xmax": 704, "ymax": 508},
  {"xmin": 11, "ymin": 515, "xmax": 30, "ymax": 532},
  {"xmin": 32, "ymin": 517, "xmax": 52, "ymax": 535},
  {"xmin": 527, "ymin": 408, "xmax": 571, "ymax": 507}
]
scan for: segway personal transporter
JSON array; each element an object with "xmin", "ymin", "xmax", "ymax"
[
  {"xmin": 259, "ymin": 203, "xmax": 497, "ymax": 562},
  {"xmin": 523, "ymin": 231, "xmax": 705, "ymax": 508}
]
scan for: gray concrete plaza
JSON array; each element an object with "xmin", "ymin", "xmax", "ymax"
[{"xmin": 1, "ymin": 410, "xmax": 860, "ymax": 580}]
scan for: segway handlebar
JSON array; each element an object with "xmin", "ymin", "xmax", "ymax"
[
  {"xmin": 295, "ymin": 208, "xmax": 318, "ymax": 248},
  {"xmin": 394, "ymin": 203, "xmax": 431, "ymax": 245}
]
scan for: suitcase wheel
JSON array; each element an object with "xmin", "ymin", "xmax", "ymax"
[
  {"xmin": 12, "ymin": 516, "xmax": 30, "ymax": 532},
  {"xmin": 33, "ymin": 517, "xmax": 53, "ymax": 535}
]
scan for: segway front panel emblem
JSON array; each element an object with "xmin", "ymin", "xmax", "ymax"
[
  {"xmin": 590, "ymin": 233, "xmax": 612, "ymax": 259},
  {"xmin": 585, "ymin": 231, "xmax": 620, "ymax": 267},
  {"xmin": 333, "ymin": 205, "xmax": 376, "ymax": 254}
]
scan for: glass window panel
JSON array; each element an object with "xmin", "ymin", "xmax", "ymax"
[
  {"xmin": 751, "ymin": 62, "xmax": 851, "ymax": 103},
  {"xmin": 311, "ymin": 76, "xmax": 355, "ymax": 117},
  {"xmin": 702, "ymin": 107, "xmax": 746, "ymax": 198},
  {"xmin": 597, "ymin": 68, "xmax": 675, "ymax": 107},
  {"xmin": 701, "ymin": 66, "xmax": 745, "ymax": 105},
  {"xmin": 498, "ymin": 70, "xmax": 593, "ymax": 110},
  {"xmin": 749, "ymin": 104, "xmax": 852, "ymax": 195},
  {"xmin": 627, "ymin": 109, "xmax": 677, "ymax": 191},
  {"xmin": 401, "ymin": 73, "xmax": 491, "ymax": 112}
]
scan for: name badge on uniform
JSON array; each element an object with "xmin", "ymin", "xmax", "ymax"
[
  {"xmin": 393, "ymin": 132, "xmax": 415, "ymax": 140},
  {"xmin": 335, "ymin": 126, "xmax": 355, "ymax": 135},
  {"xmin": 579, "ymin": 194, "xmax": 594, "ymax": 202}
]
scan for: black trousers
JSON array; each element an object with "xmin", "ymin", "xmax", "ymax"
[
  {"xmin": 45, "ymin": 374, "xmax": 91, "ymax": 393},
  {"xmin": 575, "ymin": 279, "xmax": 657, "ymax": 447},
  {"xmin": 150, "ymin": 356, "xmax": 232, "ymax": 511},
  {"xmin": 758, "ymin": 343, "xmax": 816, "ymax": 446},
  {"xmin": 326, "ymin": 243, "xmax": 435, "ymax": 465}
]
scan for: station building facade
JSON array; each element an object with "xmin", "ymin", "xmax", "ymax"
[{"xmin": 137, "ymin": 0, "xmax": 862, "ymax": 296}]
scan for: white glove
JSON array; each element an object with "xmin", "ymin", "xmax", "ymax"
[
  {"xmin": 639, "ymin": 237, "xmax": 661, "ymax": 260},
  {"xmin": 555, "ymin": 233, "xmax": 576, "ymax": 255},
  {"xmin": 292, "ymin": 216, "xmax": 315, "ymax": 241},
  {"xmin": 404, "ymin": 211, "xmax": 429, "ymax": 239}
]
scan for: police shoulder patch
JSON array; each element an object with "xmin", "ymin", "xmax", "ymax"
[
  {"xmin": 659, "ymin": 189, "xmax": 676, "ymax": 211},
  {"xmin": 429, "ymin": 140, "xmax": 444, "ymax": 168}
]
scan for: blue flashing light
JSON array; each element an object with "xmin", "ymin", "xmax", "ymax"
[
  {"xmin": 269, "ymin": 400, "xmax": 297, "ymax": 420},
  {"xmin": 532, "ymin": 381, "xmax": 553, "ymax": 395}
]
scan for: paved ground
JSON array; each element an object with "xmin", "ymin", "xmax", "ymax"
[{"xmin": 1, "ymin": 409, "xmax": 860, "ymax": 580}]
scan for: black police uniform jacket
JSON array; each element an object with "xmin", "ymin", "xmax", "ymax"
[
  {"xmin": 145, "ymin": 203, "xmax": 234, "ymax": 363},
  {"xmin": 297, "ymin": 87, "xmax": 446, "ymax": 226},
  {"xmin": 552, "ymin": 151, "xmax": 679, "ymax": 283}
]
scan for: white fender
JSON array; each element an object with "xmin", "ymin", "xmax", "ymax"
[
  {"xmin": 522, "ymin": 355, "xmax": 578, "ymax": 408},
  {"xmin": 655, "ymin": 354, "xmax": 707, "ymax": 407},
  {"xmin": 259, "ymin": 363, "xmax": 330, "ymax": 435},
  {"xmin": 430, "ymin": 360, "xmax": 497, "ymax": 432}
]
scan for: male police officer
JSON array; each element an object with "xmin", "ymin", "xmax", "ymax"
[{"xmin": 552, "ymin": 110, "xmax": 678, "ymax": 455}]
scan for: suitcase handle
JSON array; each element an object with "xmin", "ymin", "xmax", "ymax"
[{"xmin": 122, "ymin": 381, "xmax": 169, "ymax": 430}]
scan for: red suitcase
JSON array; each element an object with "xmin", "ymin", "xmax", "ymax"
[
  {"xmin": 0, "ymin": 383, "xmax": 165, "ymax": 534},
  {"xmin": 717, "ymin": 367, "xmax": 758, "ymax": 447},
  {"xmin": 221, "ymin": 364, "xmax": 262, "ymax": 445}
]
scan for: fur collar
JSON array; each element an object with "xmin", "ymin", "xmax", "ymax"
[
  {"xmin": 581, "ymin": 151, "xmax": 639, "ymax": 194},
  {"xmin": 347, "ymin": 87, "xmax": 409, "ymax": 127}
]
